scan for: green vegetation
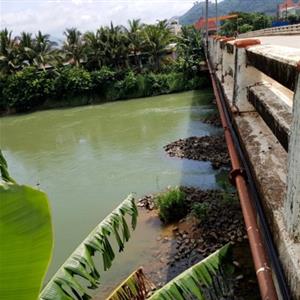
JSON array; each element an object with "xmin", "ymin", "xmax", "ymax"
[
  {"xmin": 155, "ymin": 187, "xmax": 187, "ymax": 223},
  {"xmin": 192, "ymin": 202, "xmax": 211, "ymax": 221},
  {"xmin": 0, "ymin": 151, "xmax": 53, "ymax": 300},
  {"xmin": 0, "ymin": 21, "xmax": 206, "ymax": 113},
  {"xmin": 149, "ymin": 243, "xmax": 233, "ymax": 299},
  {"xmin": 40, "ymin": 195, "xmax": 138, "ymax": 299},
  {"xmin": 219, "ymin": 12, "xmax": 272, "ymax": 36},
  {"xmin": 0, "ymin": 151, "xmax": 138, "ymax": 299}
]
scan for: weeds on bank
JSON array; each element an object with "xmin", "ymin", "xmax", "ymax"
[{"xmin": 155, "ymin": 187, "xmax": 187, "ymax": 223}]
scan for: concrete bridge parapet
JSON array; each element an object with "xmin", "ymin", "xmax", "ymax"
[{"xmin": 208, "ymin": 36, "xmax": 300, "ymax": 299}]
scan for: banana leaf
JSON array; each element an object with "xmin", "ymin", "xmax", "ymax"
[
  {"xmin": 0, "ymin": 151, "xmax": 53, "ymax": 300},
  {"xmin": 148, "ymin": 243, "xmax": 233, "ymax": 300},
  {"xmin": 40, "ymin": 194, "xmax": 138, "ymax": 300},
  {"xmin": 106, "ymin": 267, "xmax": 155, "ymax": 300}
]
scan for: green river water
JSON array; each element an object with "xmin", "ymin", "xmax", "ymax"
[{"xmin": 0, "ymin": 90, "xmax": 223, "ymax": 298}]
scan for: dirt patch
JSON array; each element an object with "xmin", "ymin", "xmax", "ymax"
[{"xmin": 164, "ymin": 135, "xmax": 230, "ymax": 169}]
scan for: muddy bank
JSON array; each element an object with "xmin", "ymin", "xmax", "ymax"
[
  {"xmin": 138, "ymin": 187, "xmax": 260, "ymax": 299},
  {"xmin": 164, "ymin": 135, "xmax": 230, "ymax": 169}
]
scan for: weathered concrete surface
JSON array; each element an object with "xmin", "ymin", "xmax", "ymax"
[
  {"xmin": 248, "ymin": 85, "xmax": 293, "ymax": 150},
  {"xmin": 236, "ymin": 35, "xmax": 300, "ymax": 49},
  {"xmin": 246, "ymin": 45, "xmax": 300, "ymax": 91},
  {"xmin": 285, "ymin": 77, "xmax": 300, "ymax": 242},
  {"xmin": 257, "ymin": 35, "xmax": 300, "ymax": 49},
  {"xmin": 232, "ymin": 47, "xmax": 260, "ymax": 112},
  {"xmin": 234, "ymin": 110, "xmax": 300, "ymax": 300}
]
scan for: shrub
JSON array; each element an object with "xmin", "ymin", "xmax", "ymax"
[
  {"xmin": 2, "ymin": 67, "xmax": 56, "ymax": 112},
  {"xmin": 167, "ymin": 72, "xmax": 186, "ymax": 92},
  {"xmin": 55, "ymin": 66, "xmax": 92, "ymax": 96},
  {"xmin": 91, "ymin": 66, "xmax": 116, "ymax": 90},
  {"xmin": 155, "ymin": 187, "xmax": 187, "ymax": 223},
  {"xmin": 192, "ymin": 202, "xmax": 210, "ymax": 221}
]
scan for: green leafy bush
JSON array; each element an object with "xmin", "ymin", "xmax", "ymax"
[
  {"xmin": 155, "ymin": 187, "xmax": 187, "ymax": 223},
  {"xmin": 2, "ymin": 67, "xmax": 56, "ymax": 111},
  {"xmin": 55, "ymin": 66, "xmax": 92, "ymax": 96},
  {"xmin": 91, "ymin": 66, "xmax": 116, "ymax": 90}
]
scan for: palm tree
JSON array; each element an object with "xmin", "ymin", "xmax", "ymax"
[
  {"xmin": 143, "ymin": 23, "xmax": 172, "ymax": 71},
  {"xmin": 177, "ymin": 26, "xmax": 203, "ymax": 73},
  {"xmin": 63, "ymin": 28, "xmax": 86, "ymax": 66},
  {"xmin": 83, "ymin": 29, "xmax": 107, "ymax": 70},
  {"xmin": 102, "ymin": 23, "xmax": 129, "ymax": 70},
  {"xmin": 32, "ymin": 31, "xmax": 58, "ymax": 69},
  {"xmin": 0, "ymin": 29, "xmax": 20, "ymax": 74},
  {"xmin": 126, "ymin": 19, "xmax": 145, "ymax": 70},
  {"xmin": 17, "ymin": 32, "xmax": 35, "ymax": 66}
]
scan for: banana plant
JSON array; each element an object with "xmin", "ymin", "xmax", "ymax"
[
  {"xmin": 105, "ymin": 243, "xmax": 233, "ymax": 300},
  {"xmin": 106, "ymin": 268, "xmax": 155, "ymax": 300},
  {"xmin": 0, "ymin": 151, "xmax": 53, "ymax": 300},
  {"xmin": 40, "ymin": 194, "xmax": 138, "ymax": 300},
  {"xmin": 149, "ymin": 243, "xmax": 233, "ymax": 300},
  {"xmin": 0, "ymin": 150, "xmax": 138, "ymax": 300}
]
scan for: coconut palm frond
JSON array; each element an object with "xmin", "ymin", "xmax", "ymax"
[
  {"xmin": 106, "ymin": 267, "xmax": 155, "ymax": 300},
  {"xmin": 40, "ymin": 195, "xmax": 138, "ymax": 300},
  {"xmin": 148, "ymin": 243, "xmax": 233, "ymax": 300}
]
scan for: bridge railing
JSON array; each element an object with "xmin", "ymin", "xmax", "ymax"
[
  {"xmin": 208, "ymin": 36, "xmax": 300, "ymax": 299},
  {"xmin": 238, "ymin": 23, "xmax": 300, "ymax": 38}
]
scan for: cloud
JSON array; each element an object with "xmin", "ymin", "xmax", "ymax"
[{"xmin": 1, "ymin": 0, "xmax": 195, "ymax": 37}]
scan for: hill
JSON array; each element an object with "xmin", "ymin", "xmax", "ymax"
[{"xmin": 179, "ymin": 0, "xmax": 283, "ymax": 25}]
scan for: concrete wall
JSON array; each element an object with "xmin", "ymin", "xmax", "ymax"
[{"xmin": 208, "ymin": 36, "xmax": 300, "ymax": 299}]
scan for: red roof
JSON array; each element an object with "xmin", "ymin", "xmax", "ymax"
[
  {"xmin": 194, "ymin": 18, "xmax": 217, "ymax": 31},
  {"xmin": 279, "ymin": 0, "xmax": 298, "ymax": 10}
]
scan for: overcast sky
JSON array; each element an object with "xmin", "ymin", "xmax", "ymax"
[{"xmin": 1, "ymin": 0, "xmax": 198, "ymax": 38}]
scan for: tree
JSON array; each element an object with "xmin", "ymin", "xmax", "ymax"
[
  {"xmin": 177, "ymin": 25, "xmax": 203, "ymax": 76},
  {"xmin": 104, "ymin": 23, "xmax": 129, "ymax": 70},
  {"xmin": 83, "ymin": 30, "xmax": 105, "ymax": 70},
  {"xmin": 32, "ymin": 31, "xmax": 58, "ymax": 69},
  {"xmin": 143, "ymin": 23, "xmax": 172, "ymax": 71},
  {"xmin": 0, "ymin": 29, "xmax": 20, "ymax": 75},
  {"xmin": 126, "ymin": 19, "xmax": 145, "ymax": 70},
  {"xmin": 63, "ymin": 28, "xmax": 86, "ymax": 66},
  {"xmin": 17, "ymin": 32, "xmax": 35, "ymax": 67}
]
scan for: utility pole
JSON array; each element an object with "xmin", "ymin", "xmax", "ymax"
[
  {"xmin": 205, "ymin": 0, "xmax": 208, "ymax": 52},
  {"xmin": 215, "ymin": 0, "xmax": 218, "ymax": 35}
]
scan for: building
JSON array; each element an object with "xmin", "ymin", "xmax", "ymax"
[
  {"xmin": 194, "ymin": 15, "xmax": 238, "ymax": 34},
  {"xmin": 278, "ymin": 0, "xmax": 300, "ymax": 19},
  {"xmin": 167, "ymin": 19, "xmax": 182, "ymax": 36}
]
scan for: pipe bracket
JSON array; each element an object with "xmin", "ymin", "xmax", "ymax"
[{"xmin": 229, "ymin": 167, "xmax": 246, "ymax": 186}]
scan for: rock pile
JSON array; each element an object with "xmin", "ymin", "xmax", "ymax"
[{"xmin": 164, "ymin": 135, "xmax": 230, "ymax": 169}]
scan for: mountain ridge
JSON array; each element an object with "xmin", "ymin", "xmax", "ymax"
[{"xmin": 179, "ymin": 0, "xmax": 284, "ymax": 25}]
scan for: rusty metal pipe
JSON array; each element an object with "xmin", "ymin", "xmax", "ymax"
[{"xmin": 206, "ymin": 57, "xmax": 278, "ymax": 300}]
